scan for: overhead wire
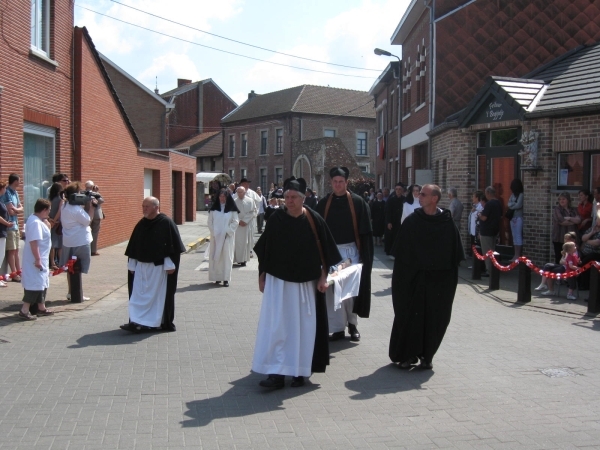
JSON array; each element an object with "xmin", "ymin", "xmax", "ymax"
[
  {"xmin": 108, "ymin": 0, "xmax": 381, "ymax": 72},
  {"xmin": 75, "ymin": 4, "xmax": 378, "ymax": 79}
]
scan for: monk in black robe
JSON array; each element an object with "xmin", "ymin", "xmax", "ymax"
[
  {"xmin": 389, "ymin": 184, "xmax": 465, "ymax": 369},
  {"xmin": 252, "ymin": 177, "xmax": 341, "ymax": 389},
  {"xmin": 315, "ymin": 167, "xmax": 373, "ymax": 342},
  {"xmin": 384, "ymin": 183, "xmax": 405, "ymax": 256},
  {"xmin": 121, "ymin": 197, "xmax": 186, "ymax": 333}
]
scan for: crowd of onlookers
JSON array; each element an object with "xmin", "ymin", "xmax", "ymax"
[{"xmin": 0, "ymin": 173, "xmax": 105, "ymax": 320}]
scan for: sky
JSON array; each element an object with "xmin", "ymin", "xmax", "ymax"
[{"xmin": 74, "ymin": 0, "xmax": 411, "ymax": 106}]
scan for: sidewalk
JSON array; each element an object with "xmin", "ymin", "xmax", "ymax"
[{"xmin": 0, "ymin": 212, "xmax": 210, "ymax": 321}]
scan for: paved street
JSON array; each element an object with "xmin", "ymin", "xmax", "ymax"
[{"xmin": 1, "ymin": 213, "xmax": 600, "ymax": 449}]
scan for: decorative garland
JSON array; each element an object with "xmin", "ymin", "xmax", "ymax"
[
  {"xmin": 0, "ymin": 259, "xmax": 76, "ymax": 282},
  {"xmin": 472, "ymin": 245, "xmax": 600, "ymax": 280}
]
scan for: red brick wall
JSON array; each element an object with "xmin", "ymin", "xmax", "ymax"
[
  {"xmin": 103, "ymin": 63, "xmax": 166, "ymax": 149},
  {"xmin": 202, "ymin": 81, "xmax": 236, "ymax": 133},
  {"xmin": 74, "ymin": 28, "xmax": 196, "ymax": 248},
  {"xmin": 168, "ymin": 87, "xmax": 199, "ymax": 146},
  {"xmin": 0, "ymin": 1, "xmax": 73, "ymax": 182}
]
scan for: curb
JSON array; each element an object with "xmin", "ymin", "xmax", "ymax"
[{"xmin": 187, "ymin": 235, "xmax": 210, "ymax": 253}]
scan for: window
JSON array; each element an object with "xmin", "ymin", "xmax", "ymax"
[
  {"xmin": 260, "ymin": 130, "xmax": 268, "ymax": 155},
  {"xmin": 358, "ymin": 164, "xmax": 370, "ymax": 174},
  {"xmin": 558, "ymin": 153, "xmax": 584, "ymax": 187},
  {"xmin": 228, "ymin": 135, "xmax": 235, "ymax": 157},
  {"xmin": 275, "ymin": 167, "xmax": 283, "ymax": 187},
  {"xmin": 241, "ymin": 168, "xmax": 247, "ymax": 179},
  {"xmin": 275, "ymin": 128, "xmax": 283, "ymax": 154},
  {"xmin": 415, "ymin": 41, "xmax": 427, "ymax": 106},
  {"xmin": 260, "ymin": 168, "xmax": 267, "ymax": 192},
  {"xmin": 356, "ymin": 131, "xmax": 367, "ymax": 156},
  {"xmin": 241, "ymin": 133, "xmax": 247, "ymax": 157},
  {"xmin": 491, "ymin": 128, "xmax": 519, "ymax": 146},
  {"xmin": 23, "ymin": 123, "xmax": 55, "ymax": 219},
  {"xmin": 403, "ymin": 59, "xmax": 412, "ymax": 117},
  {"xmin": 31, "ymin": 0, "xmax": 50, "ymax": 56},
  {"xmin": 324, "ymin": 129, "xmax": 336, "ymax": 138},
  {"xmin": 228, "ymin": 169, "xmax": 235, "ymax": 180},
  {"xmin": 378, "ymin": 110, "xmax": 384, "ymax": 136},
  {"xmin": 477, "ymin": 131, "xmax": 487, "ymax": 148}
]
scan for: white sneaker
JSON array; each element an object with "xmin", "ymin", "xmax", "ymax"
[
  {"xmin": 66, "ymin": 294, "xmax": 90, "ymax": 301},
  {"xmin": 541, "ymin": 289, "xmax": 555, "ymax": 296},
  {"xmin": 567, "ymin": 294, "xmax": 577, "ymax": 301},
  {"xmin": 534, "ymin": 284, "xmax": 548, "ymax": 291}
]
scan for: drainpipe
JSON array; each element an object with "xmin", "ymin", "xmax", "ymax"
[{"xmin": 425, "ymin": 0, "xmax": 434, "ymax": 169}]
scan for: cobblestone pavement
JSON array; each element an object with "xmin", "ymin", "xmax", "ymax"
[{"xmin": 1, "ymin": 215, "xmax": 600, "ymax": 449}]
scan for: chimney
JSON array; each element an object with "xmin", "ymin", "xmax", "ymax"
[
  {"xmin": 248, "ymin": 90, "xmax": 257, "ymax": 99},
  {"xmin": 178, "ymin": 78, "xmax": 192, "ymax": 87}
]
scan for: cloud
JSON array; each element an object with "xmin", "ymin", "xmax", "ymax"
[
  {"xmin": 138, "ymin": 53, "xmax": 202, "ymax": 90},
  {"xmin": 240, "ymin": 0, "xmax": 410, "ymax": 99},
  {"xmin": 75, "ymin": 0, "xmax": 244, "ymax": 54}
]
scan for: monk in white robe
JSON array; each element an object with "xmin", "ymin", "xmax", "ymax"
[
  {"xmin": 234, "ymin": 187, "xmax": 256, "ymax": 266},
  {"xmin": 208, "ymin": 189, "xmax": 239, "ymax": 286}
]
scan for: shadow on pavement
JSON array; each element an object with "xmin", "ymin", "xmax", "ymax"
[
  {"xmin": 181, "ymin": 373, "xmax": 320, "ymax": 427},
  {"xmin": 68, "ymin": 328, "xmax": 159, "ymax": 348},
  {"xmin": 176, "ymin": 283, "xmax": 217, "ymax": 293},
  {"xmin": 328, "ymin": 338, "xmax": 359, "ymax": 354},
  {"xmin": 345, "ymin": 364, "xmax": 434, "ymax": 400},
  {"xmin": 373, "ymin": 286, "xmax": 391, "ymax": 297}
]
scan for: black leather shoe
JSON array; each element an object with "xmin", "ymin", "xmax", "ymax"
[
  {"xmin": 418, "ymin": 360, "xmax": 433, "ymax": 370},
  {"xmin": 223, "ymin": 281, "xmax": 229, "ymax": 287},
  {"xmin": 290, "ymin": 376, "xmax": 304, "ymax": 387},
  {"xmin": 348, "ymin": 324, "xmax": 360, "ymax": 342},
  {"xmin": 399, "ymin": 356, "xmax": 419, "ymax": 369},
  {"xmin": 329, "ymin": 331, "xmax": 345, "ymax": 341},
  {"xmin": 259, "ymin": 375, "xmax": 284, "ymax": 389},
  {"xmin": 240, "ymin": 262, "xmax": 246, "ymax": 267}
]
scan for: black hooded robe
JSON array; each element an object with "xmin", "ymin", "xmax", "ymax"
[
  {"xmin": 315, "ymin": 192, "xmax": 374, "ymax": 318},
  {"xmin": 125, "ymin": 213, "xmax": 186, "ymax": 332},
  {"xmin": 389, "ymin": 208, "xmax": 465, "ymax": 363},
  {"xmin": 253, "ymin": 207, "xmax": 342, "ymax": 372}
]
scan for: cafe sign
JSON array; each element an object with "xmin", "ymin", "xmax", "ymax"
[{"xmin": 470, "ymin": 94, "xmax": 521, "ymax": 126}]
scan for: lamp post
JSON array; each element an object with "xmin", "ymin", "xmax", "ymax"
[{"xmin": 374, "ymin": 48, "xmax": 401, "ymax": 187}]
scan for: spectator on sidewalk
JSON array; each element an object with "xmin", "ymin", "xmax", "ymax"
[
  {"xmin": 478, "ymin": 186, "xmax": 502, "ymax": 277},
  {"xmin": 577, "ymin": 189, "xmax": 593, "ymax": 238},
  {"xmin": 1, "ymin": 174, "xmax": 24, "ymax": 282},
  {"xmin": 401, "ymin": 185, "xmax": 421, "ymax": 224},
  {"xmin": 48, "ymin": 183, "xmax": 65, "ymax": 270},
  {"xmin": 536, "ymin": 233, "xmax": 579, "ymax": 296},
  {"xmin": 121, "ymin": 197, "xmax": 185, "ymax": 333},
  {"xmin": 18, "ymin": 199, "xmax": 54, "ymax": 320},
  {"xmin": 60, "ymin": 182, "xmax": 93, "ymax": 301},
  {"xmin": 552, "ymin": 192, "xmax": 580, "ymax": 264},
  {"xmin": 84, "ymin": 181, "xmax": 104, "ymax": 256},
  {"xmin": 507, "ymin": 179, "xmax": 524, "ymax": 262},
  {"xmin": 0, "ymin": 182, "xmax": 15, "ymax": 288},
  {"xmin": 448, "ymin": 187, "xmax": 464, "ymax": 232},
  {"xmin": 207, "ymin": 189, "xmax": 239, "ymax": 287},
  {"xmin": 385, "ymin": 183, "xmax": 405, "ymax": 257}
]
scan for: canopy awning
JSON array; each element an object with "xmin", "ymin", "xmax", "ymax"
[{"xmin": 196, "ymin": 172, "xmax": 228, "ymax": 183}]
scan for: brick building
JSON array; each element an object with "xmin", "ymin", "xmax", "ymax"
[
  {"xmin": 221, "ymin": 85, "xmax": 376, "ymax": 195},
  {"xmin": 369, "ymin": 61, "xmax": 403, "ymax": 188},
  {"xmin": 161, "ymin": 79, "xmax": 237, "ymax": 147},
  {"xmin": 0, "ymin": 2, "xmax": 196, "ymax": 253},
  {"xmin": 0, "ymin": 0, "xmax": 74, "ymax": 218},
  {"xmin": 386, "ymin": 0, "xmax": 600, "ymax": 263}
]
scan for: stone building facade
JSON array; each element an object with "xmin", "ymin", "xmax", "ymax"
[{"xmin": 221, "ymin": 85, "xmax": 376, "ymax": 194}]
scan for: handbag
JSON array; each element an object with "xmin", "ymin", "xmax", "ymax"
[
  {"xmin": 505, "ymin": 208, "xmax": 515, "ymax": 220},
  {"xmin": 55, "ymin": 222, "xmax": 63, "ymax": 236}
]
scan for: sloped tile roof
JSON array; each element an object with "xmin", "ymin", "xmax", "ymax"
[
  {"xmin": 527, "ymin": 42, "xmax": 600, "ymax": 116},
  {"xmin": 174, "ymin": 131, "xmax": 220, "ymax": 149},
  {"xmin": 161, "ymin": 80, "xmax": 205, "ymax": 98},
  {"xmin": 222, "ymin": 85, "xmax": 374, "ymax": 123},
  {"xmin": 174, "ymin": 131, "xmax": 222, "ymax": 157}
]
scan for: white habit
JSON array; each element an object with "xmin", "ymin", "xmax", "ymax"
[
  {"xmin": 234, "ymin": 195, "xmax": 256, "ymax": 263},
  {"xmin": 252, "ymin": 274, "xmax": 317, "ymax": 377},
  {"xmin": 128, "ymin": 256, "xmax": 175, "ymax": 327},
  {"xmin": 326, "ymin": 242, "xmax": 360, "ymax": 332},
  {"xmin": 401, "ymin": 198, "xmax": 421, "ymax": 224},
  {"xmin": 207, "ymin": 205, "xmax": 239, "ymax": 282}
]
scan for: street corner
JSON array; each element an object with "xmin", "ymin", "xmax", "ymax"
[{"xmin": 187, "ymin": 235, "xmax": 210, "ymax": 253}]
